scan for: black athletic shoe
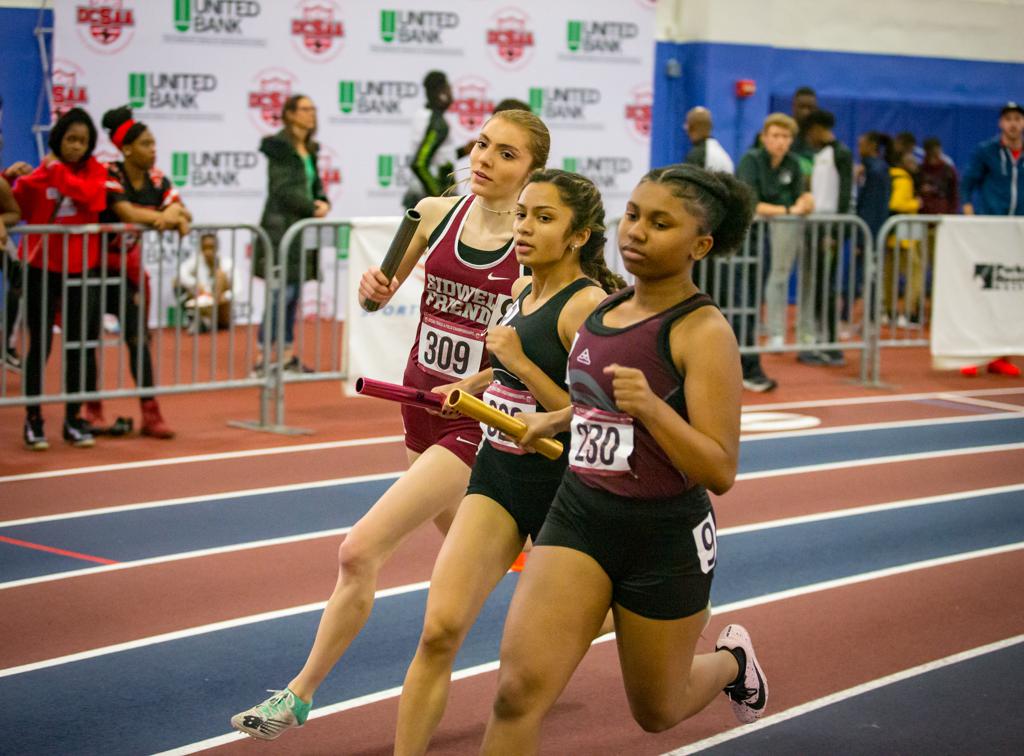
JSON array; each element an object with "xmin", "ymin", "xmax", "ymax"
[
  {"xmin": 742, "ymin": 373, "xmax": 778, "ymax": 392},
  {"xmin": 24, "ymin": 415, "xmax": 49, "ymax": 451},
  {"xmin": 63, "ymin": 417, "xmax": 96, "ymax": 448},
  {"xmin": 797, "ymin": 350, "xmax": 829, "ymax": 366}
]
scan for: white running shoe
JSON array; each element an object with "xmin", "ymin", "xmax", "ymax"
[
  {"xmin": 231, "ymin": 688, "xmax": 311, "ymax": 741},
  {"xmin": 716, "ymin": 624, "xmax": 768, "ymax": 723}
]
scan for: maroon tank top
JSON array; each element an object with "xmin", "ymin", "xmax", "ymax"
[
  {"xmin": 406, "ymin": 194, "xmax": 521, "ymax": 386},
  {"xmin": 566, "ymin": 287, "xmax": 715, "ymax": 498}
]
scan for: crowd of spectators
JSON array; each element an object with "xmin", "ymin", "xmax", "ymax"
[{"xmin": 685, "ymin": 89, "xmax": 1024, "ymax": 390}]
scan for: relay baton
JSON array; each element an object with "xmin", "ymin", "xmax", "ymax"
[
  {"xmin": 354, "ymin": 377, "xmax": 444, "ymax": 410},
  {"xmin": 444, "ymin": 389, "xmax": 563, "ymax": 461},
  {"xmin": 363, "ymin": 209, "xmax": 422, "ymax": 312}
]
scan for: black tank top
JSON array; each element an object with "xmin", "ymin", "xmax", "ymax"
[{"xmin": 479, "ymin": 277, "xmax": 599, "ymax": 476}]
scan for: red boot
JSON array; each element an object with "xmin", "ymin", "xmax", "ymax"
[
  {"xmin": 140, "ymin": 398, "xmax": 175, "ymax": 439},
  {"xmin": 82, "ymin": 401, "xmax": 107, "ymax": 431}
]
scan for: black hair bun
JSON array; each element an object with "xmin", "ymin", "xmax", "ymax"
[{"xmin": 101, "ymin": 105, "xmax": 134, "ymax": 136}]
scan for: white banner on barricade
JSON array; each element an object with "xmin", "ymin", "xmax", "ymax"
[
  {"xmin": 932, "ymin": 217, "xmax": 1024, "ymax": 363},
  {"xmin": 344, "ymin": 217, "xmax": 422, "ymax": 393}
]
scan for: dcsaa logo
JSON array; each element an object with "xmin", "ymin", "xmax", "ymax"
[
  {"xmin": 248, "ymin": 69, "xmax": 298, "ymax": 132},
  {"xmin": 624, "ymin": 86, "xmax": 653, "ymax": 140},
  {"xmin": 318, "ymin": 144, "xmax": 344, "ymax": 204},
  {"xmin": 75, "ymin": 1, "xmax": 136, "ymax": 53},
  {"xmin": 291, "ymin": 1, "xmax": 345, "ymax": 62},
  {"xmin": 52, "ymin": 60, "xmax": 89, "ymax": 118},
  {"xmin": 486, "ymin": 8, "xmax": 535, "ymax": 68},
  {"xmin": 451, "ymin": 77, "xmax": 495, "ymax": 134}
]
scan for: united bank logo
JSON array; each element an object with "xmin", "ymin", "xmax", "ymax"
[
  {"xmin": 52, "ymin": 60, "xmax": 89, "ymax": 118},
  {"xmin": 528, "ymin": 86, "xmax": 602, "ymax": 129},
  {"xmin": 291, "ymin": 0, "xmax": 345, "ymax": 62},
  {"xmin": 171, "ymin": 150, "xmax": 260, "ymax": 190},
  {"xmin": 375, "ymin": 153, "xmax": 416, "ymax": 191},
  {"xmin": 974, "ymin": 263, "xmax": 1024, "ymax": 290},
  {"xmin": 624, "ymin": 86, "xmax": 653, "ymax": 140},
  {"xmin": 247, "ymin": 68, "xmax": 298, "ymax": 132},
  {"xmin": 486, "ymin": 8, "xmax": 535, "ymax": 69},
  {"xmin": 562, "ymin": 156, "xmax": 633, "ymax": 191},
  {"xmin": 173, "ymin": 0, "xmax": 262, "ymax": 36},
  {"xmin": 336, "ymin": 79, "xmax": 419, "ymax": 120},
  {"xmin": 129, "ymin": 71, "xmax": 219, "ymax": 113},
  {"xmin": 566, "ymin": 20, "xmax": 639, "ymax": 58},
  {"xmin": 378, "ymin": 8, "xmax": 460, "ymax": 50},
  {"xmin": 451, "ymin": 77, "xmax": 495, "ymax": 133},
  {"xmin": 76, "ymin": 1, "xmax": 136, "ymax": 53}
]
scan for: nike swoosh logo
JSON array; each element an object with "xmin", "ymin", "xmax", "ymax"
[
  {"xmin": 487, "ymin": 273, "xmax": 509, "ymax": 281},
  {"xmin": 749, "ymin": 664, "xmax": 767, "ymax": 710},
  {"xmin": 455, "ymin": 436, "xmax": 478, "ymax": 446}
]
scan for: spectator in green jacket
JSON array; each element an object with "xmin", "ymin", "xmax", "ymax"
[{"xmin": 255, "ymin": 93, "xmax": 329, "ymax": 374}]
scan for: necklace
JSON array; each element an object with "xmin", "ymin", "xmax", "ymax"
[{"xmin": 476, "ymin": 200, "xmax": 515, "ymax": 216}]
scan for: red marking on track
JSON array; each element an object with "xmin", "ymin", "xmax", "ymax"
[{"xmin": 0, "ymin": 535, "xmax": 118, "ymax": 566}]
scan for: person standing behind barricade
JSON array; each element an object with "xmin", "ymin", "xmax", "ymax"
[
  {"xmin": 81, "ymin": 105, "xmax": 189, "ymax": 440},
  {"xmin": 684, "ymin": 107, "xmax": 734, "ymax": 174},
  {"xmin": 802, "ymin": 109, "xmax": 853, "ymax": 367},
  {"xmin": 11, "ymin": 107, "xmax": 106, "ymax": 450},
  {"xmin": 956, "ymin": 101, "xmax": 1024, "ymax": 377},
  {"xmin": 230, "ymin": 108, "xmax": 550, "ymax": 742},
  {"xmin": 883, "ymin": 141, "xmax": 923, "ymax": 327},
  {"xmin": 255, "ymin": 94, "xmax": 329, "ymax": 376},
  {"xmin": 404, "ymin": 71, "xmax": 475, "ymax": 209},
  {"xmin": 736, "ymin": 113, "xmax": 815, "ymax": 392},
  {"xmin": 852, "ymin": 132, "xmax": 892, "ymax": 324},
  {"xmin": 1, "ymin": 167, "xmax": 26, "ymax": 371}
]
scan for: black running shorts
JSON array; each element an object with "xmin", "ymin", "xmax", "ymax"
[{"xmin": 536, "ymin": 470, "xmax": 716, "ymax": 620}]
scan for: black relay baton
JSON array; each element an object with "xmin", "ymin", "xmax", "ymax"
[{"xmin": 363, "ymin": 208, "xmax": 421, "ymax": 312}]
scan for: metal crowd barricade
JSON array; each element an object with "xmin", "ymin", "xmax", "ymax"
[
  {"xmin": 269, "ymin": 218, "xmax": 351, "ymax": 428},
  {"xmin": 870, "ymin": 214, "xmax": 944, "ymax": 384},
  {"xmin": 0, "ymin": 221, "xmax": 287, "ymax": 431},
  {"xmin": 606, "ymin": 213, "xmax": 877, "ymax": 384}
]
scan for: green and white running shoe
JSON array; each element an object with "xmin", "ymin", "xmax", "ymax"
[{"xmin": 231, "ymin": 688, "xmax": 311, "ymax": 740}]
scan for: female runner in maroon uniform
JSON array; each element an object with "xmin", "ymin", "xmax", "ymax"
[
  {"xmin": 481, "ymin": 165, "xmax": 766, "ymax": 753},
  {"xmin": 394, "ymin": 170, "xmax": 623, "ymax": 755},
  {"xmin": 231, "ymin": 108, "xmax": 550, "ymax": 740}
]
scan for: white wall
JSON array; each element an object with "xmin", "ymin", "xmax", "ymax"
[{"xmin": 657, "ymin": 0, "xmax": 1024, "ymax": 63}]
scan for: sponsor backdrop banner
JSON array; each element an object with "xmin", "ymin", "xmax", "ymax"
[
  {"xmin": 55, "ymin": 0, "xmax": 654, "ymax": 327},
  {"xmin": 932, "ymin": 217, "xmax": 1024, "ymax": 362}
]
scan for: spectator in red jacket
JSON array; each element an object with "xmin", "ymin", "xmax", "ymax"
[
  {"xmin": 12, "ymin": 107, "xmax": 106, "ymax": 450},
  {"xmin": 918, "ymin": 137, "xmax": 959, "ymax": 215}
]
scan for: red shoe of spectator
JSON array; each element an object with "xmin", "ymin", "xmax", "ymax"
[
  {"xmin": 82, "ymin": 400, "xmax": 107, "ymax": 428},
  {"xmin": 987, "ymin": 358, "xmax": 1021, "ymax": 377},
  {"xmin": 960, "ymin": 365, "xmax": 979, "ymax": 377},
  {"xmin": 140, "ymin": 398, "xmax": 175, "ymax": 439}
]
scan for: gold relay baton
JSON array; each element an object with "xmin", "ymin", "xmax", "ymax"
[{"xmin": 444, "ymin": 389, "xmax": 564, "ymax": 461}]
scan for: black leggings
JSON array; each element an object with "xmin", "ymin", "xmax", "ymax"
[
  {"xmin": 24, "ymin": 266, "xmax": 100, "ymax": 419},
  {"xmin": 95, "ymin": 282, "xmax": 155, "ymax": 398}
]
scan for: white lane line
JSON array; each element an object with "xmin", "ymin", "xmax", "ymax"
[
  {"xmin": 0, "ymin": 434, "xmax": 406, "ymax": 484},
  {"xmin": 0, "ymin": 580, "xmax": 429, "ymax": 680},
  {"xmin": 739, "ymin": 441, "xmax": 1024, "ymax": 480},
  {"xmin": 748, "ymin": 386, "xmax": 1024, "ymax": 411},
  {"xmin": 0, "ymin": 470, "xmax": 404, "ymax": 529},
  {"xmin": 150, "ymin": 541, "xmax": 1024, "ymax": 755},
  {"xmin": 0, "ymin": 526, "xmax": 354, "ymax": 591},
  {"xmin": 6, "ymin": 412, "xmax": 1023, "ymax": 530},
  {"xmin": 936, "ymin": 392, "xmax": 1024, "ymax": 414},
  {"xmin": 718, "ymin": 482, "xmax": 1024, "ymax": 536},
  {"xmin": 738, "ymin": 409, "xmax": 1022, "ymax": 444},
  {"xmin": 665, "ymin": 634, "xmax": 1024, "ymax": 755},
  {"xmin": 5, "ymin": 449, "xmax": 1024, "ymax": 592},
  {"xmin": 6, "ymin": 388, "xmax": 1024, "ymax": 484}
]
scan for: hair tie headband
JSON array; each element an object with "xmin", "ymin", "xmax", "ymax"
[{"xmin": 111, "ymin": 119, "xmax": 137, "ymax": 148}]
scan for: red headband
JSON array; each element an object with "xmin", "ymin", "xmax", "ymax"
[{"xmin": 111, "ymin": 119, "xmax": 137, "ymax": 148}]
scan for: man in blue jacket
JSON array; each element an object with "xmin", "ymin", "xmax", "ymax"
[{"xmin": 962, "ymin": 102, "xmax": 1024, "ymax": 216}]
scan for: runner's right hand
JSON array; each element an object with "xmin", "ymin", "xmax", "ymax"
[{"xmin": 358, "ymin": 266, "xmax": 398, "ymax": 309}]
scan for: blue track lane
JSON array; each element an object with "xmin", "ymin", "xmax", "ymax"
[
  {"xmin": 4, "ymin": 489, "xmax": 1022, "ymax": 755},
  {"xmin": 702, "ymin": 641, "xmax": 1024, "ymax": 755},
  {"xmin": 3, "ymin": 415, "xmax": 1023, "ymax": 583}
]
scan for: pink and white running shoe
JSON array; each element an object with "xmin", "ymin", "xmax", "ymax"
[{"xmin": 715, "ymin": 624, "xmax": 768, "ymax": 723}]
